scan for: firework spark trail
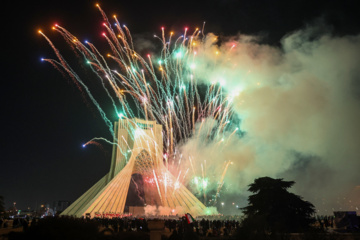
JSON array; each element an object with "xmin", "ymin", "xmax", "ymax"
[
  {"xmin": 172, "ymin": 170, "xmax": 182, "ymax": 195},
  {"xmin": 85, "ymin": 137, "xmax": 121, "ymax": 150},
  {"xmin": 40, "ymin": 4, "xmax": 238, "ymax": 206},
  {"xmin": 153, "ymin": 170, "xmax": 163, "ymax": 204},
  {"xmin": 39, "ymin": 31, "xmax": 83, "ymax": 92},
  {"xmin": 201, "ymin": 162, "xmax": 207, "ymax": 204},
  {"xmin": 82, "ymin": 140, "xmax": 110, "ymax": 155},
  {"xmin": 41, "ymin": 58, "xmax": 67, "ymax": 78},
  {"xmin": 55, "ymin": 24, "xmax": 137, "ymax": 118},
  {"xmin": 224, "ymin": 128, "xmax": 239, "ymax": 146},
  {"xmin": 164, "ymin": 172, "xmax": 167, "ymax": 197},
  {"xmin": 40, "ymin": 30, "xmax": 117, "ymax": 139},
  {"xmin": 131, "ymin": 177, "xmax": 146, "ymax": 203},
  {"xmin": 214, "ymin": 160, "xmax": 233, "ymax": 203}
]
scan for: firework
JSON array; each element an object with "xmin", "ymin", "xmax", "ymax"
[{"xmin": 40, "ymin": 4, "xmax": 238, "ymax": 206}]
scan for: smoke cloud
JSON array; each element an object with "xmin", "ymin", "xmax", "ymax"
[{"xmin": 178, "ymin": 23, "xmax": 360, "ymax": 214}]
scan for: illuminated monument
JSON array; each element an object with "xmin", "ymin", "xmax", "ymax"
[{"xmin": 61, "ymin": 118, "xmax": 206, "ymax": 218}]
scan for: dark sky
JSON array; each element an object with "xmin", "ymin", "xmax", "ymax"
[{"xmin": 1, "ymin": 0, "xmax": 359, "ymax": 210}]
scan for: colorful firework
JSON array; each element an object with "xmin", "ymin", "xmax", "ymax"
[{"xmin": 39, "ymin": 4, "xmax": 239, "ymax": 206}]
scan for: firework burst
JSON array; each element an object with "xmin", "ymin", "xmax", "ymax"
[{"xmin": 40, "ymin": 4, "xmax": 239, "ymax": 206}]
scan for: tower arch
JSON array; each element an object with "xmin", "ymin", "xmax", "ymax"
[{"xmin": 61, "ymin": 118, "xmax": 206, "ymax": 218}]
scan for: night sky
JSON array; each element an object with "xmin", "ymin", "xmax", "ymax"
[{"xmin": 1, "ymin": 0, "xmax": 359, "ymax": 211}]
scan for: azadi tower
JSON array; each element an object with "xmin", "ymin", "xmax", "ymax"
[{"xmin": 61, "ymin": 118, "xmax": 206, "ymax": 218}]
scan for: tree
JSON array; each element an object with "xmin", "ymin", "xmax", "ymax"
[{"xmin": 240, "ymin": 177, "xmax": 315, "ymax": 235}]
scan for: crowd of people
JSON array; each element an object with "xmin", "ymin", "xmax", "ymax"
[
  {"xmin": 0, "ymin": 217, "xmax": 30, "ymax": 230},
  {"xmin": 90, "ymin": 215, "xmax": 240, "ymax": 237},
  {"xmin": 314, "ymin": 216, "xmax": 335, "ymax": 230},
  {"xmin": 93, "ymin": 217, "xmax": 149, "ymax": 233},
  {"xmin": 1, "ymin": 214, "xmax": 357, "ymax": 237},
  {"xmin": 165, "ymin": 218, "xmax": 240, "ymax": 237}
]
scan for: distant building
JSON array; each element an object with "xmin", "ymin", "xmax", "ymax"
[
  {"xmin": 334, "ymin": 211, "xmax": 359, "ymax": 230},
  {"xmin": 53, "ymin": 201, "xmax": 71, "ymax": 213}
]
